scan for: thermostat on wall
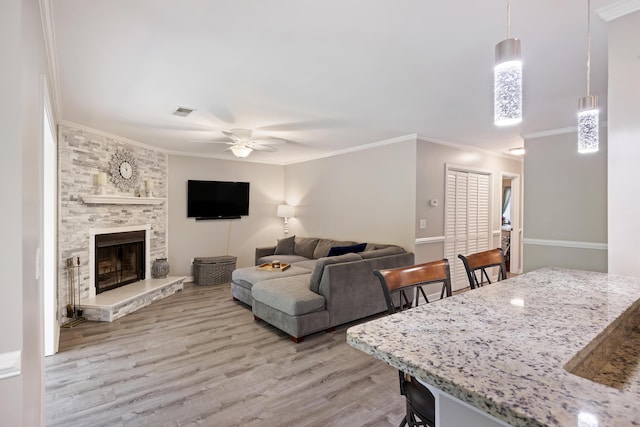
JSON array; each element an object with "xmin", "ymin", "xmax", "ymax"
[{"xmin": 429, "ymin": 199, "xmax": 439, "ymax": 207}]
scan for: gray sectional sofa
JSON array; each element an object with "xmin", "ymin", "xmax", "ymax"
[{"xmin": 231, "ymin": 236, "xmax": 414, "ymax": 342}]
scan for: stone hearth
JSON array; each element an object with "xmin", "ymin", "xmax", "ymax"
[{"xmin": 81, "ymin": 276, "xmax": 184, "ymax": 322}]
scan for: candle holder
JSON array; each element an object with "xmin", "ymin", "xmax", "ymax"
[
  {"xmin": 95, "ymin": 172, "xmax": 107, "ymax": 195},
  {"xmin": 145, "ymin": 179, "xmax": 154, "ymax": 197}
]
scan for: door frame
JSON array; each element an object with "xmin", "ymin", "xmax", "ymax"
[{"xmin": 500, "ymin": 172, "xmax": 522, "ymax": 274}]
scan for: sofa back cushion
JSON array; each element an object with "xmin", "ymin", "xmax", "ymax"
[
  {"xmin": 274, "ymin": 235, "xmax": 295, "ymax": 255},
  {"xmin": 327, "ymin": 242, "xmax": 367, "ymax": 257},
  {"xmin": 293, "ymin": 237, "xmax": 320, "ymax": 259},
  {"xmin": 360, "ymin": 246, "xmax": 405, "ymax": 259},
  {"xmin": 309, "ymin": 252, "xmax": 362, "ymax": 293},
  {"xmin": 313, "ymin": 239, "xmax": 356, "ymax": 259}
]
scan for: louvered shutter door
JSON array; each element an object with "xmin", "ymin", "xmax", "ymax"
[{"xmin": 445, "ymin": 170, "xmax": 491, "ymax": 291}]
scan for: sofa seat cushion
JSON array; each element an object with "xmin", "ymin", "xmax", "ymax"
[
  {"xmin": 291, "ymin": 259, "xmax": 318, "ymax": 270},
  {"xmin": 256, "ymin": 254, "xmax": 310, "ymax": 265},
  {"xmin": 252, "ymin": 275, "xmax": 324, "ymax": 316},
  {"xmin": 232, "ymin": 265, "xmax": 311, "ymax": 292}
]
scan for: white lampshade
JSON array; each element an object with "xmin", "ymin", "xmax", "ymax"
[
  {"xmin": 276, "ymin": 204, "xmax": 295, "ymax": 218},
  {"xmin": 230, "ymin": 145, "xmax": 253, "ymax": 158}
]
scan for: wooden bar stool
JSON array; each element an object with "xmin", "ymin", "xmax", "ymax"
[
  {"xmin": 374, "ymin": 259, "xmax": 452, "ymax": 427},
  {"xmin": 457, "ymin": 248, "xmax": 507, "ymax": 289}
]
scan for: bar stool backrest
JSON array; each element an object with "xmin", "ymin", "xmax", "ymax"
[
  {"xmin": 375, "ymin": 259, "xmax": 452, "ymax": 314},
  {"xmin": 457, "ymin": 248, "xmax": 507, "ymax": 290}
]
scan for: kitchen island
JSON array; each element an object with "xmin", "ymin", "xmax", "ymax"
[{"xmin": 347, "ymin": 267, "xmax": 640, "ymax": 427}]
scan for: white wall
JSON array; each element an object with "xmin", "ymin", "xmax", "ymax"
[
  {"xmin": 0, "ymin": 0, "xmax": 48, "ymax": 423},
  {"xmin": 523, "ymin": 130, "xmax": 608, "ymax": 272},
  {"xmin": 607, "ymin": 10, "xmax": 640, "ymax": 277},
  {"xmin": 168, "ymin": 155, "xmax": 285, "ymax": 275},
  {"xmin": 284, "ymin": 139, "xmax": 417, "ymax": 250},
  {"xmin": 0, "ymin": 0, "xmax": 25, "ymax": 424}
]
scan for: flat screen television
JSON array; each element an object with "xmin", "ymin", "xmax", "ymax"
[{"xmin": 187, "ymin": 180, "xmax": 250, "ymax": 220}]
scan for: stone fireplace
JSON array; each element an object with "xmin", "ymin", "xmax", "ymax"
[{"xmin": 58, "ymin": 124, "xmax": 169, "ymax": 322}]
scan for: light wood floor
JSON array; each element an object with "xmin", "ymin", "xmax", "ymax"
[{"xmin": 45, "ymin": 282, "xmax": 404, "ymax": 427}]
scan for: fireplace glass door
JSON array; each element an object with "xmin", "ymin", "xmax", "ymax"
[{"xmin": 95, "ymin": 231, "xmax": 145, "ymax": 294}]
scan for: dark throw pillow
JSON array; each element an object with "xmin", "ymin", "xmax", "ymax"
[
  {"xmin": 274, "ymin": 235, "xmax": 295, "ymax": 255},
  {"xmin": 327, "ymin": 242, "xmax": 367, "ymax": 257}
]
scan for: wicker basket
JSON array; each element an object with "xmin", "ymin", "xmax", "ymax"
[{"xmin": 193, "ymin": 256, "xmax": 237, "ymax": 286}]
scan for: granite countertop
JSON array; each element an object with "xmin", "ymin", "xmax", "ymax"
[{"xmin": 346, "ymin": 267, "xmax": 640, "ymax": 427}]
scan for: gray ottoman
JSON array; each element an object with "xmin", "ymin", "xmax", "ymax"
[{"xmin": 231, "ymin": 265, "xmax": 311, "ymax": 306}]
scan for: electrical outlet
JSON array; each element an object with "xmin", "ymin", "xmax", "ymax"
[{"xmin": 419, "ymin": 219, "xmax": 427, "ymax": 229}]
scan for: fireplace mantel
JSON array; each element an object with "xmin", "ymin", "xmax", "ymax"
[{"xmin": 81, "ymin": 195, "xmax": 164, "ymax": 205}]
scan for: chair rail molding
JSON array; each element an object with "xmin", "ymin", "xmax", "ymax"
[
  {"xmin": 415, "ymin": 236, "xmax": 446, "ymax": 245},
  {"xmin": 523, "ymin": 238, "xmax": 608, "ymax": 251}
]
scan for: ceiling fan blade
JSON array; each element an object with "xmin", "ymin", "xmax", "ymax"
[
  {"xmin": 252, "ymin": 138, "xmax": 286, "ymax": 145},
  {"xmin": 193, "ymin": 140, "xmax": 235, "ymax": 145},
  {"xmin": 251, "ymin": 144, "xmax": 277, "ymax": 152},
  {"xmin": 221, "ymin": 131, "xmax": 241, "ymax": 144},
  {"xmin": 228, "ymin": 128, "xmax": 253, "ymax": 141}
]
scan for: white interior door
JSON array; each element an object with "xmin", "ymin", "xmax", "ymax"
[{"xmin": 445, "ymin": 169, "xmax": 490, "ymax": 291}]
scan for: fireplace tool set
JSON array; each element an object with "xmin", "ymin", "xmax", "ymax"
[{"xmin": 62, "ymin": 256, "xmax": 86, "ymax": 328}]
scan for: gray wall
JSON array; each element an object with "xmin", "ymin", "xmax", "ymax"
[
  {"xmin": 0, "ymin": 0, "xmax": 47, "ymax": 423},
  {"xmin": 168, "ymin": 155, "xmax": 285, "ymax": 275},
  {"xmin": 284, "ymin": 139, "xmax": 417, "ymax": 251},
  {"xmin": 523, "ymin": 131, "xmax": 607, "ymax": 272},
  {"xmin": 607, "ymin": 10, "xmax": 640, "ymax": 277},
  {"xmin": 415, "ymin": 139, "xmax": 523, "ymax": 266}
]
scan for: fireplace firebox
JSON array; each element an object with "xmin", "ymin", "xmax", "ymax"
[{"xmin": 95, "ymin": 231, "xmax": 145, "ymax": 294}]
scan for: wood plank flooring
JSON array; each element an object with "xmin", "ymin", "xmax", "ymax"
[{"xmin": 45, "ymin": 282, "xmax": 404, "ymax": 427}]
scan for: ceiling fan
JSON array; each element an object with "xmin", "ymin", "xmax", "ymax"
[{"xmin": 213, "ymin": 128, "xmax": 286, "ymax": 158}]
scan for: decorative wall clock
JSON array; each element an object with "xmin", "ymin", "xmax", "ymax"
[{"xmin": 109, "ymin": 149, "xmax": 139, "ymax": 192}]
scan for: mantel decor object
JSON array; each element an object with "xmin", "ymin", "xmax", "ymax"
[
  {"xmin": 151, "ymin": 258, "xmax": 170, "ymax": 279},
  {"xmin": 109, "ymin": 149, "xmax": 139, "ymax": 192}
]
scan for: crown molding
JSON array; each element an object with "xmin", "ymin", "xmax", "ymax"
[
  {"xmin": 597, "ymin": 0, "xmax": 640, "ymax": 22},
  {"xmin": 40, "ymin": 0, "xmax": 63, "ymax": 123},
  {"xmin": 60, "ymin": 121, "xmax": 173, "ymax": 154},
  {"xmin": 281, "ymin": 134, "xmax": 419, "ymax": 165},
  {"xmin": 417, "ymin": 135, "xmax": 524, "ymax": 161}
]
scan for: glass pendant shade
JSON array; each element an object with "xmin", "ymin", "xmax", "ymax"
[
  {"xmin": 578, "ymin": 95, "xmax": 599, "ymax": 153},
  {"xmin": 230, "ymin": 145, "xmax": 253, "ymax": 158},
  {"xmin": 494, "ymin": 38, "xmax": 522, "ymax": 126}
]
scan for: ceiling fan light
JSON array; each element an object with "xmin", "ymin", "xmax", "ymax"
[
  {"xmin": 230, "ymin": 145, "xmax": 253, "ymax": 158},
  {"xmin": 494, "ymin": 39, "xmax": 522, "ymax": 126},
  {"xmin": 578, "ymin": 95, "xmax": 599, "ymax": 154}
]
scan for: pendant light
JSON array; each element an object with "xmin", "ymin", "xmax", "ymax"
[
  {"xmin": 494, "ymin": 0, "xmax": 522, "ymax": 126},
  {"xmin": 577, "ymin": 0, "xmax": 598, "ymax": 153}
]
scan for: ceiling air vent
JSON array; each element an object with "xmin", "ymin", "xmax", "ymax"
[{"xmin": 173, "ymin": 107, "xmax": 195, "ymax": 117}]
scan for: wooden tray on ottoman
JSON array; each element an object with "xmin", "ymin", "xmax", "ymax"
[{"xmin": 257, "ymin": 263, "xmax": 291, "ymax": 272}]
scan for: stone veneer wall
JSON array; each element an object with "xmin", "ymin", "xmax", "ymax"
[{"xmin": 58, "ymin": 124, "xmax": 168, "ymax": 321}]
